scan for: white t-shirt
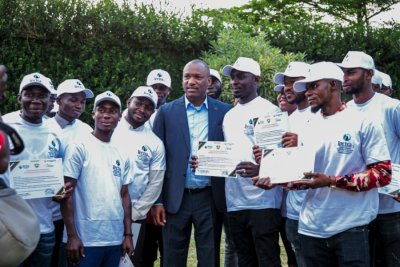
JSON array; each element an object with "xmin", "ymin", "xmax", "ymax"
[
  {"xmin": 113, "ymin": 119, "xmax": 166, "ymax": 221},
  {"xmin": 223, "ymin": 96, "xmax": 282, "ymax": 212},
  {"xmin": 348, "ymin": 93, "xmax": 400, "ymax": 214},
  {"xmin": 62, "ymin": 134, "xmax": 134, "ymax": 246},
  {"xmin": 299, "ymin": 107, "xmax": 390, "ymax": 238},
  {"xmin": 46, "ymin": 117, "xmax": 93, "ymax": 221},
  {"xmin": 2, "ymin": 114, "xmax": 63, "ymax": 234},
  {"xmin": 286, "ymin": 107, "xmax": 315, "ymax": 220}
]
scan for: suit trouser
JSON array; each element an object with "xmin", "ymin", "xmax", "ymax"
[{"xmin": 162, "ymin": 187, "xmax": 219, "ymax": 267}]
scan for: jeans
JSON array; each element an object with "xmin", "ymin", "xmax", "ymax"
[
  {"xmin": 285, "ymin": 218, "xmax": 305, "ymax": 267},
  {"xmin": 369, "ymin": 211, "xmax": 400, "ymax": 266},
  {"xmin": 299, "ymin": 225, "xmax": 370, "ymax": 267},
  {"xmin": 223, "ymin": 214, "xmax": 238, "ymax": 267},
  {"xmin": 20, "ymin": 231, "xmax": 55, "ymax": 267},
  {"xmin": 227, "ymin": 208, "xmax": 281, "ymax": 267},
  {"xmin": 65, "ymin": 245, "xmax": 122, "ymax": 267}
]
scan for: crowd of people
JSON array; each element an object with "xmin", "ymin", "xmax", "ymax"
[{"xmin": 0, "ymin": 49, "xmax": 399, "ymax": 267}]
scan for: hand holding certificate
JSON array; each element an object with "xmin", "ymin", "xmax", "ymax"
[
  {"xmin": 253, "ymin": 111, "xmax": 290, "ymax": 149},
  {"xmin": 196, "ymin": 141, "xmax": 240, "ymax": 178},
  {"xmin": 9, "ymin": 158, "xmax": 64, "ymax": 199},
  {"xmin": 259, "ymin": 147, "xmax": 314, "ymax": 184}
]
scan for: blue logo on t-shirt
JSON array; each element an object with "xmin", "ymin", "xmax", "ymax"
[
  {"xmin": 337, "ymin": 134, "xmax": 354, "ymax": 154},
  {"xmin": 113, "ymin": 160, "xmax": 121, "ymax": 177},
  {"xmin": 48, "ymin": 139, "xmax": 59, "ymax": 157}
]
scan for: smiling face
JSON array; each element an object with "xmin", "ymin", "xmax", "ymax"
[
  {"xmin": 283, "ymin": 76, "xmax": 306, "ymax": 105},
  {"xmin": 183, "ymin": 61, "xmax": 210, "ymax": 106},
  {"xmin": 151, "ymin": 83, "xmax": 171, "ymax": 108},
  {"xmin": 18, "ymin": 86, "xmax": 50, "ymax": 124},
  {"xmin": 57, "ymin": 92, "xmax": 87, "ymax": 122},
  {"xmin": 125, "ymin": 96, "xmax": 155, "ymax": 128},
  {"xmin": 277, "ymin": 92, "xmax": 297, "ymax": 114}
]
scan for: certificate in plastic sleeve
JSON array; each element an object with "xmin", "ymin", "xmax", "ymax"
[
  {"xmin": 259, "ymin": 146, "xmax": 314, "ymax": 183},
  {"xmin": 9, "ymin": 158, "xmax": 64, "ymax": 199},
  {"xmin": 379, "ymin": 163, "xmax": 400, "ymax": 196},
  {"xmin": 253, "ymin": 111, "xmax": 290, "ymax": 149},
  {"xmin": 196, "ymin": 141, "xmax": 239, "ymax": 178}
]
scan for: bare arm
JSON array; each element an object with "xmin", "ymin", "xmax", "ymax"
[{"xmin": 121, "ymin": 185, "xmax": 134, "ymax": 256}]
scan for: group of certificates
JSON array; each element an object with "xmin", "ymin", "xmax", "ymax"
[
  {"xmin": 195, "ymin": 111, "xmax": 400, "ymax": 196},
  {"xmin": 7, "ymin": 111, "xmax": 400, "ymax": 200}
]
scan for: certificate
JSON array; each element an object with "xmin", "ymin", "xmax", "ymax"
[
  {"xmin": 379, "ymin": 163, "xmax": 400, "ymax": 196},
  {"xmin": 196, "ymin": 141, "xmax": 239, "ymax": 178},
  {"xmin": 9, "ymin": 158, "xmax": 64, "ymax": 199},
  {"xmin": 259, "ymin": 147, "xmax": 314, "ymax": 183},
  {"xmin": 253, "ymin": 112, "xmax": 290, "ymax": 149}
]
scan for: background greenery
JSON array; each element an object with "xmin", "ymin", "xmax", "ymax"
[{"xmin": 1, "ymin": 0, "xmax": 399, "ymax": 123}]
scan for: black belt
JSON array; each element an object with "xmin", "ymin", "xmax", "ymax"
[{"xmin": 184, "ymin": 187, "xmax": 210, "ymax": 193}]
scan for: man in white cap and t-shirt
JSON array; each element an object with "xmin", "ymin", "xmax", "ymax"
[
  {"xmin": 221, "ymin": 57, "xmax": 282, "ymax": 266},
  {"xmin": 2, "ymin": 72, "xmax": 73, "ymax": 267},
  {"xmin": 290, "ymin": 61, "xmax": 391, "ymax": 267},
  {"xmin": 207, "ymin": 69, "xmax": 223, "ymax": 100},
  {"xmin": 377, "ymin": 70, "xmax": 394, "ymax": 97},
  {"xmin": 113, "ymin": 86, "xmax": 166, "ymax": 267},
  {"xmin": 46, "ymin": 79, "xmax": 94, "ymax": 266},
  {"xmin": 61, "ymin": 91, "xmax": 134, "ymax": 267},
  {"xmin": 371, "ymin": 70, "xmax": 383, "ymax": 93},
  {"xmin": 273, "ymin": 61, "xmax": 312, "ymax": 267},
  {"xmin": 339, "ymin": 51, "xmax": 400, "ymax": 266}
]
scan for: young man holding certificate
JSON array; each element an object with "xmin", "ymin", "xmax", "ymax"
[
  {"xmin": 2, "ymin": 72, "xmax": 72, "ymax": 267},
  {"xmin": 221, "ymin": 57, "xmax": 282, "ymax": 266},
  {"xmin": 290, "ymin": 62, "xmax": 391, "ymax": 267}
]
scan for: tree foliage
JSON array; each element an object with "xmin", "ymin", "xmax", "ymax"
[
  {"xmin": 202, "ymin": 29, "xmax": 305, "ymax": 103},
  {"xmin": 0, "ymin": 0, "xmax": 217, "ymax": 121}
]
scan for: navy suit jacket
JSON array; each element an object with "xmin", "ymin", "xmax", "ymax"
[{"xmin": 153, "ymin": 95, "xmax": 231, "ymax": 214}]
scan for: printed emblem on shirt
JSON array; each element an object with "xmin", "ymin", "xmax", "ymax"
[
  {"xmin": 137, "ymin": 145, "xmax": 151, "ymax": 164},
  {"xmin": 337, "ymin": 133, "xmax": 354, "ymax": 154},
  {"xmin": 48, "ymin": 139, "xmax": 59, "ymax": 157},
  {"xmin": 113, "ymin": 160, "xmax": 121, "ymax": 177}
]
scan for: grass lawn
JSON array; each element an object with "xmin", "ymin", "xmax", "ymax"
[{"xmin": 154, "ymin": 231, "xmax": 289, "ymax": 267}]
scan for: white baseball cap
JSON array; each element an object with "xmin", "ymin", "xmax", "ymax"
[
  {"xmin": 19, "ymin": 72, "xmax": 56, "ymax": 94},
  {"xmin": 130, "ymin": 86, "xmax": 158, "ymax": 108},
  {"xmin": 337, "ymin": 51, "xmax": 375, "ymax": 73},
  {"xmin": 371, "ymin": 70, "xmax": 382, "ymax": 86},
  {"xmin": 57, "ymin": 79, "xmax": 94, "ymax": 98},
  {"xmin": 273, "ymin": 84, "xmax": 284, "ymax": 92},
  {"xmin": 210, "ymin": 69, "xmax": 222, "ymax": 83},
  {"xmin": 293, "ymin": 62, "xmax": 344, "ymax": 92},
  {"xmin": 94, "ymin": 91, "xmax": 121, "ymax": 109},
  {"xmin": 378, "ymin": 71, "xmax": 392, "ymax": 88},
  {"xmin": 222, "ymin": 57, "xmax": 261, "ymax": 76},
  {"xmin": 274, "ymin": 62, "xmax": 310, "ymax": 84},
  {"xmin": 146, "ymin": 69, "xmax": 171, "ymax": 88}
]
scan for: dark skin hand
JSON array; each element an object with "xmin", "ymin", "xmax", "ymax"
[
  {"xmin": 251, "ymin": 176, "xmax": 275, "ymax": 190},
  {"xmin": 282, "ymin": 132, "xmax": 298, "ymax": 148},
  {"xmin": 236, "ymin": 161, "xmax": 260, "ymax": 177},
  {"xmin": 292, "ymin": 171, "xmax": 332, "ymax": 189}
]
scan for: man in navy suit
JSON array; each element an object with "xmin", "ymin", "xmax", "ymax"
[{"xmin": 152, "ymin": 59, "xmax": 231, "ymax": 267}]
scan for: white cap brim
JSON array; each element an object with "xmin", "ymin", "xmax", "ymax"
[{"xmin": 273, "ymin": 84, "xmax": 284, "ymax": 92}]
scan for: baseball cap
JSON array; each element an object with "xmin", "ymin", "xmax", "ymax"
[
  {"xmin": 94, "ymin": 91, "xmax": 121, "ymax": 109},
  {"xmin": 19, "ymin": 72, "xmax": 55, "ymax": 94},
  {"xmin": 222, "ymin": 57, "xmax": 261, "ymax": 76},
  {"xmin": 293, "ymin": 62, "xmax": 344, "ymax": 92},
  {"xmin": 371, "ymin": 70, "xmax": 382, "ymax": 86},
  {"xmin": 337, "ymin": 51, "xmax": 375, "ymax": 73},
  {"xmin": 146, "ymin": 69, "xmax": 171, "ymax": 88},
  {"xmin": 57, "ymin": 79, "xmax": 94, "ymax": 98},
  {"xmin": 378, "ymin": 71, "xmax": 392, "ymax": 88},
  {"xmin": 274, "ymin": 62, "xmax": 310, "ymax": 84},
  {"xmin": 273, "ymin": 84, "xmax": 284, "ymax": 92},
  {"xmin": 130, "ymin": 86, "xmax": 158, "ymax": 108},
  {"xmin": 210, "ymin": 69, "xmax": 222, "ymax": 83}
]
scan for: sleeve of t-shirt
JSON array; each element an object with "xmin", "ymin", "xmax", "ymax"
[
  {"xmin": 391, "ymin": 102, "xmax": 400, "ymax": 139},
  {"xmin": 122, "ymin": 156, "xmax": 134, "ymax": 185},
  {"xmin": 361, "ymin": 118, "xmax": 391, "ymax": 165},
  {"xmin": 149, "ymin": 140, "xmax": 166, "ymax": 171},
  {"xmin": 63, "ymin": 142, "xmax": 85, "ymax": 180}
]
